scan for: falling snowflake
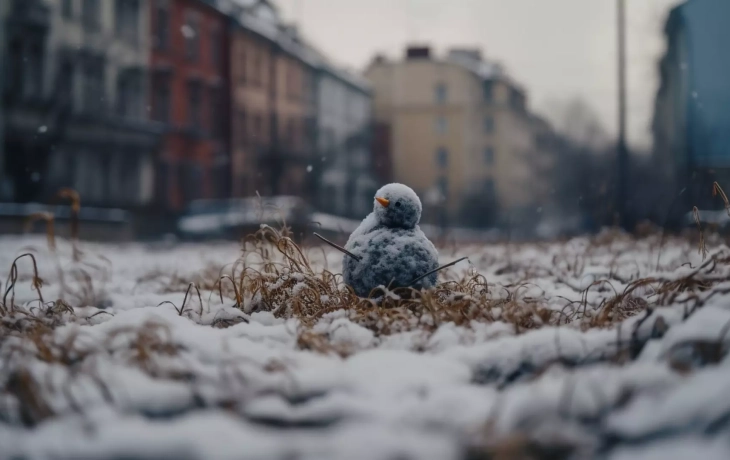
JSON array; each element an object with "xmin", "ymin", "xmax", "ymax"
[
  {"xmin": 181, "ymin": 25, "xmax": 195, "ymax": 39},
  {"xmin": 306, "ymin": 165, "xmax": 313, "ymax": 173},
  {"xmin": 38, "ymin": 125, "xmax": 47, "ymax": 133}
]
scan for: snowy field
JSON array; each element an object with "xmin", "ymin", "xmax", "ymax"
[{"xmin": 2, "ymin": 229, "xmax": 730, "ymax": 459}]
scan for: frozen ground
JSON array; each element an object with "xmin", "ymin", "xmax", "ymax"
[{"xmin": 1, "ymin": 230, "xmax": 730, "ymax": 459}]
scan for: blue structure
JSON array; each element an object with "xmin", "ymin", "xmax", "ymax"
[{"xmin": 653, "ymin": 0, "xmax": 730, "ymax": 210}]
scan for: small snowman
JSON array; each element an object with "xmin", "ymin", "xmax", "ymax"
[{"xmin": 342, "ymin": 183, "xmax": 440, "ymax": 297}]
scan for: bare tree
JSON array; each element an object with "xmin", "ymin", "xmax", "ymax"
[{"xmin": 547, "ymin": 97, "xmax": 611, "ymax": 151}]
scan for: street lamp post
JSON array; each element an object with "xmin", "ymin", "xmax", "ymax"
[{"xmin": 616, "ymin": 0, "xmax": 629, "ymax": 228}]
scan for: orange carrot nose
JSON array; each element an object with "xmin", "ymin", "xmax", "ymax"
[{"xmin": 376, "ymin": 197, "xmax": 390, "ymax": 207}]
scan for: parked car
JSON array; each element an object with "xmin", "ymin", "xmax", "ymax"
[
  {"xmin": 683, "ymin": 209, "xmax": 730, "ymax": 230},
  {"xmin": 177, "ymin": 196, "xmax": 313, "ymax": 241}
]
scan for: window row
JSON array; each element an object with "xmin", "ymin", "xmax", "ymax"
[
  {"xmin": 432, "ymin": 178, "xmax": 495, "ymax": 201},
  {"xmin": 233, "ymin": 111, "xmax": 309, "ymax": 150},
  {"xmin": 153, "ymin": 2, "xmax": 222, "ymax": 67},
  {"xmin": 151, "ymin": 74, "xmax": 224, "ymax": 137},
  {"xmin": 434, "ymin": 147, "xmax": 495, "ymax": 167},
  {"xmin": 61, "ymin": 0, "xmax": 140, "ymax": 45},
  {"xmin": 434, "ymin": 116, "xmax": 494, "ymax": 134},
  {"xmin": 433, "ymin": 81, "xmax": 521, "ymax": 111},
  {"xmin": 236, "ymin": 44, "xmax": 304, "ymax": 101}
]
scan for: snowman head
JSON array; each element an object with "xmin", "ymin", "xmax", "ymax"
[{"xmin": 373, "ymin": 183, "xmax": 422, "ymax": 229}]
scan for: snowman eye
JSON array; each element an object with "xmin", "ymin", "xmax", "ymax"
[{"xmin": 395, "ymin": 202, "xmax": 401, "ymax": 208}]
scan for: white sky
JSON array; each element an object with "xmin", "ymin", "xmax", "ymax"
[{"xmin": 276, "ymin": 0, "xmax": 684, "ymax": 151}]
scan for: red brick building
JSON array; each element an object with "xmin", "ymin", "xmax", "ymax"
[{"xmin": 149, "ymin": 0, "xmax": 229, "ymax": 211}]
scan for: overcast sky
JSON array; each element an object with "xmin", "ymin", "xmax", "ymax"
[{"xmin": 276, "ymin": 0, "xmax": 683, "ymax": 150}]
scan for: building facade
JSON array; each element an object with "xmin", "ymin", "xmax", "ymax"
[
  {"xmin": 316, "ymin": 62, "xmax": 376, "ymax": 218},
  {"xmin": 652, "ymin": 0, "xmax": 730, "ymax": 213},
  {"xmin": 227, "ymin": 0, "xmax": 316, "ymax": 200},
  {"xmin": 3, "ymin": 0, "xmax": 162, "ymax": 207},
  {"xmin": 0, "ymin": 0, "xmax": 7, "ymax": 201},
  {"xmin": 149, "ymin": 0, "xmax": 230, "ymax": 211},
  {"xmin": 365, "ymin": 46, "xmax": 548, "ymax": 226}
]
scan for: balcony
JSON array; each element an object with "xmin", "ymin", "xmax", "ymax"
[{"xmin": 9, "ymin": 0, "xmax": 50, "ymax": 30}]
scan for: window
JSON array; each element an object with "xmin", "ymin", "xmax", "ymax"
[
  {"xmin": 436, "ymin": 147, "xmax": 448, "ymax": 168},
  {"xmin": 152, "ymin": 72, "xmax": 170, "ymax": 122},
  {"xmin": 115, "ymin": 0, "xmax": 140, "ymax": 45},
  {"xmin": 483, "ymin": 81, "xmax": 493, "ymax": 103},
  {"xmin": 435, "ymin": 116, "xmax": 447, "ymax": 134},
  {"xmin": 483, "ymin": 147, "xmax": 494, "ymax": 165},
  {"xmin": 180, "ymin": 163, "xmax": 204, "ymax": 203},
  {"xmin": 154, "ymin": 0, "xmax": 170, "ymax": 50},
  {"xmin": 62, "ymin": 0, "xmax": 73, "ymax": 19},
  {"xmin": 58, "ymin": 58, "xmax": 75, "ymax": 108},
  {"xmin": 253, "ymin": 48, "xmax": 263, "ymax": 86},
  {"xmin": 208, "ymin": 85, "xmax": 222, "ymax": 137},
  {"xmin": 437, "ymin": 176, "xmax": 449, "ymax": 198},
  {"xmin": 239, "ymin": 45, "xmax": 247, "ymax": 85},
  {"xmin": 483, "ymin": 116, "xmax": 494, "ymax": 134},
  {"xmin": 183, "ymin": 10, "xmax": 200, "ymax": 62},
  {"xmin": 253, "ymin": 114, "xmax": 263, "ymax": 143},
  {"xmin": 237, "ymin": 110, "xmax": 248, "ymax": 146},
  {"xmin": 8, "ymin": 39, "xmax": 23, "ymax": 98},
  {"xmin": 82, "ymin": 0, "xmax": 101, "ymax": 30},
  {"xmin": 435, "ymin": 83, "xmax": 447, "ymax": 104},
  {"xmin": 286, "ymin": 62, "xmax": 295, "ymax": 99},
  {"xmin": 187, "ymin": 80, "xmax": 202, "ymax": 129},
  {"xmin": 286, "ymin": 118, "xmax": 296, "ymax": 147},
  {"xmin": 81, "ymin": 56, "xmax": 105, "ymax": 114},
  {"xmin": 24, "ymin": 43, "xmax": 44, "ymax": 100},
  {"xmin": 210, "ymin": 25, "xmax": 221, "ymax": 67},
  {"xmin": 484, "ymin": 179, "xmax": 495, "ymax": 197},
  {"xmin": 510, "ymin": 89, "xmax": 524, "ymax": 112},
  {"xmin": 117, "ymin": 70, "xmax": 142, "ymax": 119},
  {"xmin": 8, "ymin": 38, "xmax": 46, "ymax": 101}
]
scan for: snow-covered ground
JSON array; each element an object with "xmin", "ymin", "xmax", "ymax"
[{"xmin": 1, "ymin": 231, "xmax": 730, "ymax": 459}]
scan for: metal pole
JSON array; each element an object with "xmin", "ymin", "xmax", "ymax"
[{"xmin": 617, "ymin": 0, "xmax": 629, "ymax": 228}]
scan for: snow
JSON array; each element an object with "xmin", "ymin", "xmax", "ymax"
[{"xmin": 2, "ymin": 232, "xmax": 730, "ymax": 458}]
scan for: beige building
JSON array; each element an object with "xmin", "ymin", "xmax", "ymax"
[{"xmin": 365, "ymin": 46, "xmax": 552, "ymax": 226}]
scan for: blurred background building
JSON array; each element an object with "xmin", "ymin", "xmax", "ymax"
[
  {"xmin": 227, "ymin": 0, "xmax": 317, "ymax": 201},
  {"xmin": 3, "ymin": 0, "xmax": 726, "ymax": 240},
  {"xmin": 3, "ymin": 0, "xmax": 162, "ymax": 210},
  {"xmin": 315, "ymin": 59, "xmax": 375, "ymax": 218},
  {"xmin": 150, "ymin": 0, "xmax": 230, "ymax": 213},
  {"xmin": 652, "ymin": 0, "xmax": 730, "ymax": 223},
  {"xmin": 365, "ymin": 46, "xmax": 552, "ymax": 228}
]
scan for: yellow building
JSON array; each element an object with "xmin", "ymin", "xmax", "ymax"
[{"xmin": 365, "ymin": 46, "xmax": 552, "ymax": 226}]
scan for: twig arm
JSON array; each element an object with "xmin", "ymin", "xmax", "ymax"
[
  {"xmin": 409, "ymin": 257, "xmax": 469, "ymax": 286},
  {"xmin": 313, "ymin": 233, "xmax": 362, "ymax": 261}
]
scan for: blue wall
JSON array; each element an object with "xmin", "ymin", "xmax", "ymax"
[{"xmin": 682, "ymin": 0, "xmax": 730, "ymax": 167}]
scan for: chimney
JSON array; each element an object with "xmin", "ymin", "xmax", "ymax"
[
  {"xmin": 448, "ymin": 48, "xmax": 482, "ymax": 62},
  {"xmin": 405, "ymin": 45, "xmax": 431, "ymax": 60}
]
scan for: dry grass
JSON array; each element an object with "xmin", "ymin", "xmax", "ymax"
[
  {"xmin": 4, "ymin": 191, "xmax": 730, "ymax": 457},
  {"xmin": 4, "ymin": 212, "xmax": 730, "ymax": 344},
  {"xmin": 5, "ymin": 186, "xmax": 730, "ymax": 460}
]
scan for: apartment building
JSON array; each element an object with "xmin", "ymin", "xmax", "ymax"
[
  {"xmin": 149, "ymin": 0, "xmax": 230, "ymax": 211},
  {"xmin": 652, "ymin": 0, "xmax": 730, "ymax": 216},
  {"xmin": 365, "ymin": 46, "xmax": 550, "ymax": 226},
  {"xmin": 227, "ymin": 0, "xmax": 316, "ymax": 199},
  {"xmin": 315, "ymin": 60, "xmax": 376, "ymax": 218},
  {"xmin": 3, "ymin": 0, "xmax": 162, "ymax": 207}
]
